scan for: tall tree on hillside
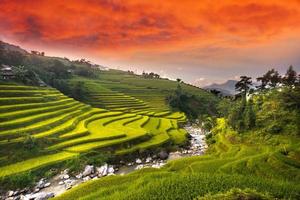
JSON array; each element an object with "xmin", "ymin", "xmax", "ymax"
[
  {"xmin": 244, "ymin": 99, "xmax": 256, "ymax": 129},
  {"xmin": 282, "ymin": 65, "xmax": 297, "ymax": 87},
  {"xmin": 235, "ymin": 76, "xmax": 252, "ymax": 97},
  {"xmin": 269, "ymin": 69, "xmax": 281, "ymax": 88},
  {"xmin": 256, "ymin": 75, "xmax": 268, "ymax": 91}
]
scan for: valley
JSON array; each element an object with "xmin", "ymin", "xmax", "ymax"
[{"xmin": 0, "ymin": 41, "xmax": 299, "ymax": 200}]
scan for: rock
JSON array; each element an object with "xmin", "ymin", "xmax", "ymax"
[
  {"xmin": 127, "ymin": 162, "xmax": 133, "ymax": 166},
  {"xmin": 83, "ymin": 176, "xmax": 91, "ymax": 182},
  {"xmin": 158, "ymin": 150, "xmax": 169, "ymax": 160},
  {"xmin": 135, "ymin": 158, "xmax": 142, "ymax": 164},
  {"xmin": 96, "ymin": 163, "xmax": 108, "ymax": 177},
  {"xmin": 13, "ymin": 190, "xmax": 20, "ymax": 196},
  {"xmin": 107, "ymin": 166, "xmax": 114, "ymax": 174},
  {"xmin": 7, "ymin": 190, "xmax": 14, "ymax": 197},
  {"xmin": 145, "ymin": 157, "xmax": 152, "ymax": 163},
  {"xmin": 20, "ymin": 188, "xmax": 29, "ymax": 194},
  {"xmin": 82, "ymin": 165, "xmax": 94, "ymax": 177},
  {"xmin": 64, "ymin": 179, "xmax": 73, "ymax": 184},
  {"xmin": 6, "ymin": 197, "xmax": 14, "ymax": 200},
  {"xmin": 90, "ymin": 173, "xmax": 97, "ymax": 178},
  {"xmin": 58, "ymin": 181, "xmax": 64, "ymax": 185},
  {"xmin": 34, "ymin": 188, "xmax": 40, "ymax": 193},
  {"xmin": 66, "ymin": 184, "xmax": 72, "ymax": 190},
  {"xmin": 63, "ymin": 174, "xmax": 70, "ymax": 179},
  {"xmin": 44, "ymin": 182, "xmax": 51, "ymax": 188},
  {"xmin": 135, "ymin": 165, "xmax": 144, "ymax": 170},
  {"xmin": 75, "ymin": 173, "xmax": 82, "ymax": 179},
  {"xmin": 36, "ymin": 179, "xmax": 45, "ymax": 189},
  {"xmin": 26, "ymin": 192, "xmax": 54, "ymax": 200}
]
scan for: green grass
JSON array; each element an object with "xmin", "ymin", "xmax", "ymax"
[
  {"xmin": 53, "ymin": 118, "xmax": 300, "ymax": 200},
  {"xmin": 0, "ymin": 152, "xmax": 77, "ymax": 177},
  {"xmin": 0, "ymin": 79, "xmax": 193, "ymax": 185}
]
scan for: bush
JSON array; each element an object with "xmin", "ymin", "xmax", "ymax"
[{"xmin": 23, "ymin": 135, "xmax": 37, "ymax": 150}]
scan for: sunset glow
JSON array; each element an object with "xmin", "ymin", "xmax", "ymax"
[{"xmin": 1, "ymin": 0, "xmax": 300, "ymax": 85}]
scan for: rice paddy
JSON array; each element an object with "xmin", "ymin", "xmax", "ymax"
[{"xmin": 0, "ymin": 81, "xmax": 187, "ymax": 178}]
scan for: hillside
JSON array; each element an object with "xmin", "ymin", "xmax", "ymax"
[
  {"xmin": 54, "ymin": 119, "xmax": 300, "ymax": 199},
  {"xmin": 0, "ymin": 41, "xmax": 299, "ymax": 200},
  {"xmin": 0, "ymin": 84, "xmax": 189, "ymax": 179}
]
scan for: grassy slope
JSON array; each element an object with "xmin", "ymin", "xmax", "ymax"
[
  {"xmin": 69, "ymin": 70, "xmax": 216, "ymax": 114},
  {"xmin": 53, "ymin": 118, "xmax": 300, "ymax": 200},
  {"xmin": 0, "ymin": 76, "xmax": 202, "ymax": 179}
]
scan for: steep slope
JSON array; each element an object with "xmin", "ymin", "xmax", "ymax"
[
  {"xmin": 53, "ymin": 118, "xmax": 300, "ymax": 200},
  {"xmin": 0, "ymin": 84, "xmax": 187, "ymax": 179}
]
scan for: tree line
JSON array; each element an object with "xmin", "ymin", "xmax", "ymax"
[{"xmin": 220, "ymin": 66, "xmax": 299, "ymax": 134}]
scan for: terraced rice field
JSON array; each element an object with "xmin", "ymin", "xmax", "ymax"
[
  {"xmin": 0, "ymin": 84, "xmax": 187, "ymax": 178},
  {"xmin": 53, "ymin": 118, "xmax": 300, "ymax": 200}
]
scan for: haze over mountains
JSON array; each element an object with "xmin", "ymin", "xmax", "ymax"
[{"xmin": 203, "ymin": 80, "xmax": 238, "ymax": 96}]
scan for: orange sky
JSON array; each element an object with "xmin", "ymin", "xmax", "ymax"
[{"xmin": 0, "ymin": 0, "xmax": 300, "ymax": 85}]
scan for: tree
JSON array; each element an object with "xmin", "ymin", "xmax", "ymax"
[
  {"xmin": 71, "ymin": 81, "xmax": 86, "ymax": 101},
  {"xmin": 269, "ymin": 69, "xmax": 281, "ymax": 88},
  {"xmin": 47, "ymin": 60, "xmax": 71, "ymax": 79},
  {"xmin": 244, "ymin": 99, "xmax": 256, "ymax": 129},
  {"xmin": 210, "ymin": 89, "xmax": 221, "ymax": 96},
  {"xmin": 235, "ymin": 76, "xmax": 252, "ymax": 97},
  {"xmin": 282, "ymin": 65, "xmax": 297, "ymax": 87},
  {"xmin": 256, "ymin": 75, "xmax": 268, "ymax": 91},
  {"xmin": 228, "ymin": 101, "xmax": 245, "ymax": 131},
  {"xmin": 12, "ymin": 66, "xmax": 28, "ymax": 83}
]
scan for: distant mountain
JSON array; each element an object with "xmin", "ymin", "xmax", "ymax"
[{"xmin": 203, "ymin": 80, "xmax": 238, "ymax": 96}]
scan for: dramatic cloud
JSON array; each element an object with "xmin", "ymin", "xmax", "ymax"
[{"xmin": 0, "ymin": 0, "xmax": 299, "ymax": 85}]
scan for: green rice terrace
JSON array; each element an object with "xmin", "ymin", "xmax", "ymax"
[
  {"xmin": 0, "ymin": 60, "xmax": 299, "ymax": 199},
  {"xmin": 54, "ymin": 118, "xmax": 300, "ymax": 200},
  {"xmin": 0, "ymin": 83, "xmax": 189, "ymax": 179}
]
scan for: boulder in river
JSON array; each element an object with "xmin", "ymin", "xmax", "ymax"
[
  {"xmin": 82, "ymin": 165, "xmax": 94, "ymax": 177},
  {"xmin": 26, "ymin": 192, "xmax": 54, "ymax": 200},
  {"xmin": 7, "ymin": 190, "xmax": 14, "ymax": 197},
  {"xmin": 107, "ymin": 166, "xmax": 115, "ymax": 174},
  {"xmin": 44, "ymin": 182, "xmax": 51, "ymax": 188},
  {"xmin": 96, "ymin": 163, "xmax": 108, "ymax": 177},
  {"xmin": 135, "ymin": 158, "xmax": 142, "ymax": 164},
  {"xmin": 145, "ymin": 157, "xmax": 152, "ymax": 163},
  {"xmin": 158, "ymin": 150, "xmax": 169, "ymax": 160},
  {"xmin": 36, "ymin": 178, "xmax": 46, "ymax": 189}
]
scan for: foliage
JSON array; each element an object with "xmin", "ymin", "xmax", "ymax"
[
  {"xmin": 235, "ymin": 76, "xmax": 252, "ymax": 97},
  {"xmin": 71, "ymin": 81, "xmax": 87, "ymax": 101},
  {"xmin": 23, "ymin": 135, "xmax": 37, "ymax": 150},
  {"xmin": 243, "ymin": 99, "xmax": 256, "ymax": 129},
  {"xmin": 142, "ymin": 71, "xmax": 160, "ymax": 79},
  {"xmin": 282, "ymin": 65, "xmax": 297, "ymax": 87},
  {"xmin": 167, "ymin": 82, "xmax": 218, "ymax": 119}
]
